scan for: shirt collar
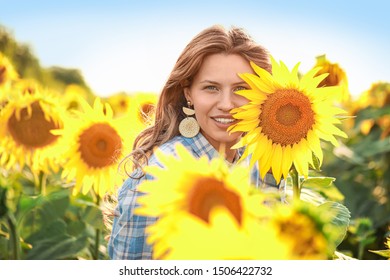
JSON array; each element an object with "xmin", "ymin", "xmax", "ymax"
[{"xmin": 181, "ymin": 132, "xmax": 217, "ymax": 160}]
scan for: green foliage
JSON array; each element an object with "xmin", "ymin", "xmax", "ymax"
[
  {"xmin": 25, "ymin": 220, "xmax": 88, "ymax": 260},
  {"xmin": 321, "ymin": 96, "xmax": 390, "ymax": 259},
  {"xmin": 0, "ymin": 169, "xmax": 108, "ymax": 260},
  {"xmin": 301, "ymin": 176, "xmax": 345, "ymax": 202}
]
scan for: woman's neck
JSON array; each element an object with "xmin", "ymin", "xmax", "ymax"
[{"xmin": 224, "ymin": 148, "xmax": 237, "ymax": 163}]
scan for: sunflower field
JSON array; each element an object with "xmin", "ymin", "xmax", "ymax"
[{"xmin": 0, "ymin": 25, "xmax": 389, "ymax": 260}]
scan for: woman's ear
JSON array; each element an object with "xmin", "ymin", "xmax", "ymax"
[{"xmin": 183, "ymin": 87, "xmax": 191, "ymax": 103}]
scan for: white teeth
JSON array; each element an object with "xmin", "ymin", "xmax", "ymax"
[{"xmin": 214, "ymin": 118, "xmax": 235, "ymax": 124}]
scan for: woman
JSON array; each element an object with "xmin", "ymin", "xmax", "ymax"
[{"xmin": 107, "ymin": 24, "xmax": 284, "ymax": 259}]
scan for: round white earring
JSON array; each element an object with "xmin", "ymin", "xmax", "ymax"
[{"xmin": 179, "ymin": 101, "xmax": 200, "ymax": 138}]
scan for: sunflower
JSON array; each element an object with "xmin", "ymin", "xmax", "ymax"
[
  {"xmin": 270, "ymin": 201, "xmax": 336, "ymax": 259},
  {"xmin": 313, "ymin": 54, "xmax": 350, "ymax": 103},
  {"xmin": 229, "ymin": 57, "xmax": 348, "ymax": 183},
  {"xmin": 105, "ymin": 92, "xmax": 132, "ymax": 117},
  {"xmin": 0, "ymin": 89, "xmax": 65, "ymax": 173},
  {"xmin": 52, "ymin": 97, "xmax": 134, "ymax": 197},
  {"xmin": 158, "ymin": 208, "xmax": 289, "ymax": 260},
  {"xmin": 63, "ymin": 84, "xmax": 90, "ymax": 111},
  {"xmin": 135, "ymin": 144, "xmax": 273, "ymax": 259},
  {"xmin": 128, "ymin": 91, "xmax": 158, "ymax": 128}
]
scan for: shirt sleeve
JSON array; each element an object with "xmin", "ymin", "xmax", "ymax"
[
  {"xmin": 107, "ymin": 142, "xmax": 182, "ymax": 260},
  {"xmin": 107, "ymin": 173, "xmax": 156, "ymax": 260}
]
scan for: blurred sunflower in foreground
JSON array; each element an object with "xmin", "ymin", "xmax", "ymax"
[
  {"xmin": 52, "ymin": 98, "xmax": 134, "ymax": 198},
  {"xmin": 229, "ymin": 57, "xmax": 347, "ymax": 183},
  {"xmin": 135, "ymin": 144, "xmax": 344, "ymax": 259},
  {"xmin": 158, "ymin": 209, "xmax": 289, "ymax": 260},
  {"xmin": 135, "ymin": 144, "xmax": 286, "ymax": 259},
  {"xmin": 0, "ymin": 89, "xmax": 65, "ymax": 173},
  {"xmin": 270, "ymin": 201, "xmax": 345, "ymax": 259},
  {"xmin": 164, "ymin": 203, "xmax": 340, "ymax": 260}
]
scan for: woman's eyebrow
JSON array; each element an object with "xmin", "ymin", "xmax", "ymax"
[
  {"xmin": 199, "ymin": 80, "xmax": 247, "ymax": 86},
  {"xmin": 232, "ymin": 81, "xmax": 248, "ymax": 86},
  {"xmin": 199, "ymin": 80, "xmax": 220, "ymax": 85}
]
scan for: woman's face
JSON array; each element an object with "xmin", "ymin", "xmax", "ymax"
[{"xmin": 184, "ymin": 53, "xmax": 254, "ymax": 151}]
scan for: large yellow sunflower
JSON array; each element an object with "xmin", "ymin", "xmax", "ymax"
[
  {"xmin": 52, "ymin": 97, "xmax": 134, "ymax": 197},
  {"xmin": 0, "ymin": 89, "xmax": 65, "ymax": 173},
  {"xmin": 229, "ymin": 57, "xmax": 348, "ymax": 183},
  {"xmin": 135, "ymin": 144, "xmax": 274, "ymax": 259}
]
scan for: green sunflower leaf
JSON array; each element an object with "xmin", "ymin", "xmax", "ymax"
[
  {"xmin": 318, "ymin": 201, "xmax": 351, "ymax": 249},
  {"xmin": 25, "ymin": 219, "xmax": 87, "ymax": 260}
]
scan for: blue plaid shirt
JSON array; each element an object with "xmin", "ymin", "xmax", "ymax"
[{"xmin": 107, "ymin": 133, "xmax": 285, "ymax": 260}]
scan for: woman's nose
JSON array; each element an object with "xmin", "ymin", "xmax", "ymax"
[{"xmin": 217, "ymin": 91, "xmax": 235, "ymax": 112}]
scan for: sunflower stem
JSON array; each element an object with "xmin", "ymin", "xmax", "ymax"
[
  {"xmin": 93, "ymin": 195, "xmax": 101, "ymax": 260},
  {"xmin": 7, "ymin": 212, "xmax": 21, "ymax": 260},
  {"xmin": 290, "ymin": 167, "xmax": 300, "ymax": 202}
]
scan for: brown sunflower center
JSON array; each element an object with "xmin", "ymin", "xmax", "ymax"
[
  {"xmin": 7, "ymin": 101, "xmax": 60, "ymax": 148},
  {"xmin": 278, "ymin": 213, "xmax": 326, "ymax": 258},
  {"xmin": 187, "ymin": 176, "xmax": 242, "ymax": 225},
  {"xmin": 119, "ymin": 99, "xmax": 128, "ymax": 109},
  {"xmin": 260, "ymin": 89, "xmax": 315, "ymax": 146},
  {"xmin": 78, "ymin": 123, "xmax": 122, "ymax": 168}
]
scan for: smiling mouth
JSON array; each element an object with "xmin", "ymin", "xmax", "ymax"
[{"xmin": 212, "ymin": 118, "xmax": 236, "ymax": 124}]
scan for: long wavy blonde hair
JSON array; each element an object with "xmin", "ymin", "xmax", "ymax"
[{"xmin": 125, "ymin": 24, "xmax": 271, "ymax": 174}]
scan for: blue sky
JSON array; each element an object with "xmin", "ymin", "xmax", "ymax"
[{"xmin": 1, "ymin": 0, "xmax": 389, "ymax": 98}]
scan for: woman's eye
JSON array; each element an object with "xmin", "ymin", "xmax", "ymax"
[
  {"xmin": 235, "ymin": 86, "xmax": 247, "ymax": 91},
  {"xmin": 204, "ymin": 85, "xmax": 218, "ymax": 91}
]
